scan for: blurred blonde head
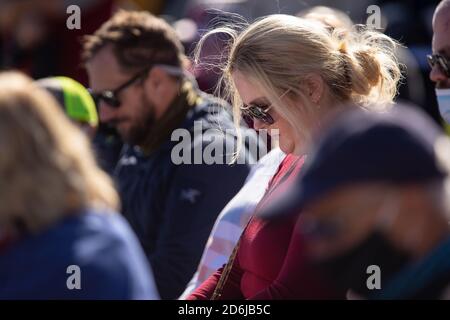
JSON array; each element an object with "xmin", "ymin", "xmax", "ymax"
[
  {"xmin": 0, "ymin": 71, "xmax": 119, "ymax": 234},
  {"xmin": 297, "ymin": 6, "xmax": 354, "ymax": 32},
  {"xmin": 195, "ymin": 14, "xmax": 402, "ymax": 151}
]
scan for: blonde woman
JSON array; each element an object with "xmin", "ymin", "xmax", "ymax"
[
  {"xmin": 188, "ymin": 14, "xmax": 401, "ymax": 299},
  {"xmin": 0, "ymin": 71, "xmax": 158, "ymax": 299}
]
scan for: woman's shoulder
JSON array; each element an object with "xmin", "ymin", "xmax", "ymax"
[
  {"xmin": 0, "ymin": 208, "xmax": 158, "ymax": 299},
  {"xmin": 61, "ymin": 208, "xmax": 147, "ymax": 266}
]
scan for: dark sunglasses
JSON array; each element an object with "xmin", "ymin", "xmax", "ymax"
[
  {"xmin": 89, "ymin": 68, "xmax": 149, "ymax": 108},
  {"xmin": 427, "ymin": 54, "xmax": 450, "ymax": 77},
  {"xmin": 240, "ymin": 104, "xmax": 275, "ymax": 125}
]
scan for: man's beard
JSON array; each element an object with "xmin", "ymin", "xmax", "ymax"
[{"xmin": 122, "ymin": 94, "xmax": 156, "ymax": 146}]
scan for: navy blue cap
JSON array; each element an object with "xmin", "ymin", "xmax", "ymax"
[{"xmin": 260, "ymin": 105, "xmax": 449, "ymax": 219}]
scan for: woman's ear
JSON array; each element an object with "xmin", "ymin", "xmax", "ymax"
[{"xmin": 304, "ymin": 73, "xmax": 324, "ymax": 104}]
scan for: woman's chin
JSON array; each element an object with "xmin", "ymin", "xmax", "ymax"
[
  {"xmin": 278, "ymin": 140, "xmax": 295, "ymax": 155},
  {"xmin": 271, "ymin": 133, "xmax": 301, "ymax": 155},
  {"xmin": 279, "ymin": 140, "xmax": 304, "ymax": 155}
]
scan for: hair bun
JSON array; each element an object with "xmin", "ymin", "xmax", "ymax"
[{"xmin": 337, "ymin": 40, "xmax": 348, "ymax": 54}]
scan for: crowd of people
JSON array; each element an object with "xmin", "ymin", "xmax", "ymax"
[{"xmin": 1, "ymin": 0, "xmax": 450, "ymax": 300}]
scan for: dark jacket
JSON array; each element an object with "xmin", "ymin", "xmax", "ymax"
[
  {"xmin": 114, "ymin": 92, "xmax": 258, "ymax": 299},
  {"xmin": 0, "ymin": 209, "xmax": 158, "ymax": 299},
  {"xmin": 372, "ymin": 235, "xmax": 450, "ymax": 300}
]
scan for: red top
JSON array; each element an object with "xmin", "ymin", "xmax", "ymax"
[{"xmin": 188, "ymin": 154, "xmax": 343, "ymax": 300}]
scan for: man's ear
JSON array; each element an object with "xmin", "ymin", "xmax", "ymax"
[
  {"xmin": 146, "ymin": 66, "xmax": 167, "ymax": 91},
  {"xmin": 303, "ymin": 73, "xmax": 325, "ymax": 104}
]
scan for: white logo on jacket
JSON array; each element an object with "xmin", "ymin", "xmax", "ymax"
[
  {"xmin": 181, "ymin": 189, "xmax": 201, "ymax": 204},
  {"xmin": 118, "ymin": 155, "xmax": 137, "ymax": 167}
]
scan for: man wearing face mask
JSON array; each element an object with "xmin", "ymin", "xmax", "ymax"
[
  {"xmin": 430, "ymin": 0, "xmax": 450, "ymax": 125},
  {"xmin": 261, "ymin": 105, "xmax": 450, "ymax": 299},
  {"xmin": 82, "ymin": 10, "xmax": 257, "ymax": 299}
]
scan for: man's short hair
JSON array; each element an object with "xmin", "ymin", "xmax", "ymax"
[{"xmin": 82, "ymin": 10, "xmax": 187, "ymax": 72}]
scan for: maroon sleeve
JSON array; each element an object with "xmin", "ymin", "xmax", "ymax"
[
  {"xmin": 186, "ymin": 266, "xmax": 224, "ymax": 300},
  {"xmin": 248, "ymin": 218, "xmax": 345, "ymax": 300},
  {"xmin": 187, "ymin": 250, "xmax": 245, "ymax": 300}
]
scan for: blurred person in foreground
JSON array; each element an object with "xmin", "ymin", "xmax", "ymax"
[
  {"xmin": 83, "ymin": 10, "xmax": 255, "ymax": 299},
  {"xmin": 187, "ymin": 14, "xmax": 401, "ymax": 299},
  {"xmin": 0, "ymin": 71, "xmax": 158, "ymax": 299},
  {"xmin": 262, "ymin": 105, "xmax": 450, "ymax": 299}
]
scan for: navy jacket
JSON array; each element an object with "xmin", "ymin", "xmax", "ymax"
[
  {"xmin": 0, "ymin": 209, "xmax": 159, "ymax": 299},
  {"xmin": 114, "ymin": 93, "xmax": 257, "ymax": 299},
  {"xmin": 372, "ymin": 235, "xmax": 450, "ymax": 299}
]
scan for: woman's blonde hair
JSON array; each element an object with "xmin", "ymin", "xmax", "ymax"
[
  {"xmin": 195, "ymin": 14, "xmax": 402, "ymax": 148},
  {"xmin": 0, "ymin": 71, "xmax": 119, "ymax": 233}
]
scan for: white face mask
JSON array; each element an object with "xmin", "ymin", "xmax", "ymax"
[{"xmin": 436, "ymin": 88, "xmax": 450, "ymax": 124}]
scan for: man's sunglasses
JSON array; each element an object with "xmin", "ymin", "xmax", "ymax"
[
  {"xmin": 89, "ymin": 68, "xmax": 149, "ymax": 108},
  {"xmin": 427, "ymin": 54, "xmax": 450, "ymax": 77},
  {"xmin": 240, "ymin": 104, "xmax": 275, "ymax": 125}
]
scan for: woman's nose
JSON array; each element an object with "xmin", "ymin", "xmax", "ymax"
[{"xmin": 252, "ymin": 118, "xmax": 268, "ymax": 130}]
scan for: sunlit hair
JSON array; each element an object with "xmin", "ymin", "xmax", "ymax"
[
  {"xmin": 297, "ymin": 6, "xmax": 354, "ymax": 32},
  {"xmin": 0, "ymin": 71, "xmax": 119, "ymax": 233},
  {"xmin": 82, "ymin": 9, "xmax": 189, "ymax": 73},
  {"xmin": 195, "ymin": 14, "xmax": 402, "ymax": 152}
]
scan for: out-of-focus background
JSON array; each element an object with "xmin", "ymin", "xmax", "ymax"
[{"xmin": 0, "ymin": 0, "xmax": 442, "ymax": 124}]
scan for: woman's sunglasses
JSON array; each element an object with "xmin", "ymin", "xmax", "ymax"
[
  {"xmin": 240, "ymin": 104, "xmax": 275, "ymax": 125},
  {"xmin": 427, "ymin": 54, "xmax": 450, "ymax": 77},
  {"xmin": 239, "ymin": 89, "xmax": 292, "ymax": 125}
]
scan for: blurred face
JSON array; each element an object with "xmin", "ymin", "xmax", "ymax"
[
  {"xmin": 86, "ymin": 46, "xmax": 156, "ymax": 146},
  {"xmin": 431, "ymin": 5, "xmax": 450, "ymax": 88},
  {"xmin": 299, "ymin": 184, "xmax": 411, "ymax": 296},
  {"xmin": 232, "ymin": 70, "xmax": 300, "ymax": 154},
  {"xmin": 300, "ymin": 186, "xmax": 385, "ymax": 260}
]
